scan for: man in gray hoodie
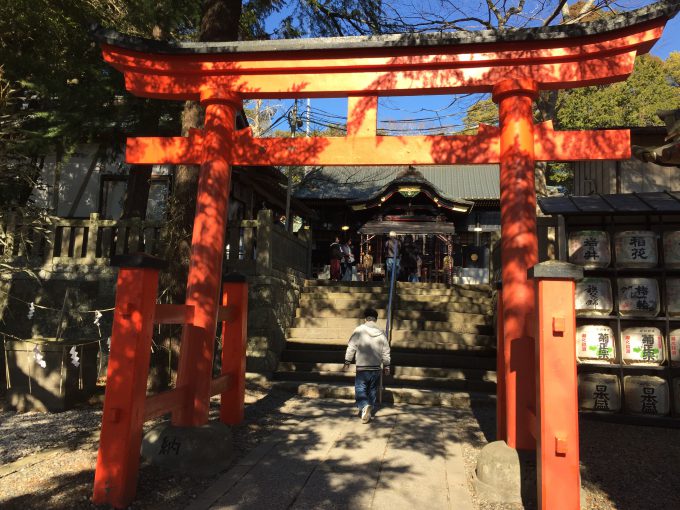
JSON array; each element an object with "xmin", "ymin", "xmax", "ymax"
[{"xmin": 343, "ymin": 308, "xmax": 391, "ymax": 423}]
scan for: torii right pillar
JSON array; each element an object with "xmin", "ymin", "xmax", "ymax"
[{"xmin": 493, "ymin": 78, "xmax": 540, "ymax": 451}]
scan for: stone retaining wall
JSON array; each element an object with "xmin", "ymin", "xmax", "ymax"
[{"xmin": 245, "ymin": 267, "xmax": 305, "ymax": 373}]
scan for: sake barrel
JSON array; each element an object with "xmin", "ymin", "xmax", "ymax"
[
  {"xmin": 669, "ymin": 329, "xmax": 680, "ymax": 366},
  {"xmin": 576, "ymin": 324, "xmax": 616, "ymax": 364},
  {"xmin": 578, "ymin": 373, "xmax": 621, "ymax": 412},
  {"xmin": 575, "ymin": 278, "xmax": 613, "ymax": 316},
  {"xmin": 623, "ymin": 376, "xmax": 669, "ymax": 416},
  {"xmin": 568, "ymin": 230, "xmax": 611, "ymax": 268},
  {"xmin": 674, "ymin": 378, "xmax": 680, "ymax": 414},
  {"xmin": 663, "ymin": 231, "xmax": 680, "ymax": 268},
  {"xmin": 614, "ymin": 230, "xmax": 658, "ymax": 268},
  {"xmin": 621, "ymin": 326, "xmax": 665, "ymax": 365},
  {"xmin": 617, "ymin": 277, "xmax": 660, "ymax": 317},
  {"xmin": 666, "ymin": 279, "xmax": 680, "ymax": 316}
]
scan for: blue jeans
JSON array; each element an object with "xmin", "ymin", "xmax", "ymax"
[
  {"xmin": 385, "ymin": 257, "xmax": 400, "ymax": 283},
  {"xmin": 355, "ymin": 370, "xmax": 381, "ymax": 409}
]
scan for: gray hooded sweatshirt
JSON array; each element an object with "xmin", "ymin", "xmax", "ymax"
[{"xmin": 344, "ymin": 321, "xmax": 391, "ymax": 371}]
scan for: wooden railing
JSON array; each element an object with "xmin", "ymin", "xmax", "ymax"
[
  {"xmin": 223, "ymin": 209, "xmax": 312, "ymax": 277},
  {"xmin": 1, "ymin": 209, "xmax": 312, "ymax": 277},
  {"xmin": 271, "ymin": 225, "xmax": 310, "ymax": 275},
  {"xmin": 0, "ymin": 212, "xmax": 165, "ymax": 268}
]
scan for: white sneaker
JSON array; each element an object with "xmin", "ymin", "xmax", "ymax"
[{"xmin": 361, "ymin": 405, "xmax": 372, "ymax": 424}]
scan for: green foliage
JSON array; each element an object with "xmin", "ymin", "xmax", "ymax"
[
  {"xmin": 0, "ymin": 0, "xmax": 200, "ymax": 209},
  {"xmin": 546, "ymin": 162, "xmax": 572, "ymax": 185},
  {"xmin": 666, "ymin": 51, "xmax": 680, "ymax": 88},
  {"xmin": 556, "ymin": 54, "xmax": 680, "ymax": 130},
  {"xmin": 460, "ymin": 98, "xmax": 498, "ymax": 134}
]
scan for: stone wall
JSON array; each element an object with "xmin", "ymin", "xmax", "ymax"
[
  {"xmin": 1, "ymin": 209, "xmax": 312, "ymax": 390},
  {"xmin": 245, "ymin": 267, "xmax": 305, "ymax": 373},
  {"xmin": 0, "ymin": 268, "xmax": 117, "ymax": 408}
]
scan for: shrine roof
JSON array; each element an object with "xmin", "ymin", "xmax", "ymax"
[
  {"xmin": 92, "ymin": 1, "xmax": 679, "ymax": 55},
  {"xmin": 294, "ymin": 165, "xmax": 499, "ymax": 202},
  {"xmin": 538, "ymin": 191, "xmax": 680, "ymax": 216}
]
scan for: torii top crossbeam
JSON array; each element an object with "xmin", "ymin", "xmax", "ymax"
[
  {"xmin": 95, "ymin": 0, "xmax": 680, "ymax": 167},
  {"xmin": 98, "ymin": 1, "xmax": 676, "ymax": 98}
]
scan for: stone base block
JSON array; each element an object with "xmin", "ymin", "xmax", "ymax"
[
  {"xmin": 141, "ymin": 421, "xmax": 234, "ymax": 476},
  {"xmin": 473, "ymin": 441, "xmax": 530, "ymax": 505},
  {"xmin": 474, "ymin": 441, "xmax": 585, "ymax": 507}
]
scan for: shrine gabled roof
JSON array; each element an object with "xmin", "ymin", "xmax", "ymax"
[
  {"xmin": 294, "ymin": 165, "xmax": 499, "ymax": 202},
  {"xmin": 92, "ymin": 1, "xmax": 679, "ymax": 55}
]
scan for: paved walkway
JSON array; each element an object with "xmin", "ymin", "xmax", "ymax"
[{"xmin": 187, "ymin": 399, "xmax": 475, "ymax": 510}]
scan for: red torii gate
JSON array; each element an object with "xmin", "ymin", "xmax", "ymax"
[{"xmin": 92, "ymin": 2, "xmax": 679, "ymax": 508}]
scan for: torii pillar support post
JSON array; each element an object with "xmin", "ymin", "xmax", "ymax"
[
  {"xmin": 220, "ymin": 273, "xmax": 249, "ymax": 425},
  {"xmin": 528, "ymin": 261, "xmax": 582, "ymax": 510},
  {"xmin": 173, "ymin": 93, "xmax": 240, "ymax": 427},
  {"xmin": 93, "ymin": 254, "xmax": 165, "ymax": 508},
  {"xmin": 493, "ymin": 78, "xmax": 539, "ymax": 452}
]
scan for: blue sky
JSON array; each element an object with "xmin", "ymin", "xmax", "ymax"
[
  {"xmin": 652, "ymin": 14, "xmax": 679, "ymax": 59},
  {"xmin": 260, "ymin": 4, "xmax": 680, "ymax": 136}
]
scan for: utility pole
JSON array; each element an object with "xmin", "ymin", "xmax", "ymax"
[{"xmin": 285, "ymin": 100, "xmax": 301, "ymax": 233}]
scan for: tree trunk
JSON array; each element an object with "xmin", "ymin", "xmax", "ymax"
[{"xmin": 154, "ymin": 0, "xmax": 243, "ymax": 392}]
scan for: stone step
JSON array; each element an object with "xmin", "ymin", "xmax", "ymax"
[
  {"xmin": 297, "ymin": 300, "xmax": 492, "ymax": 315},
  {"xmin": 391, "ymin": 330, "xmax": 494, "ymax": 345},
  {"xmin": 304, "ymin": 280, "xmax": 385, "ymax": 289},
  {"xmin": 273, "ymin": 371, "xmax": 496, "ymax": 393},
  {"xmin": 395, "ymin": 301, "xmax": 492, "ymax": 313},
  {"xmin": 301, "ymin": 287, "xmax": 491, "ymax": 299},
  {"xmin": 292, "ymin": 317, "xmax": 388, "ymax": 330},
  {"xmin": 393, "ymin": 319, "xmax": 493, "ymax": 334},
  {"xmin": 291, "ymin": 317, "xmax": 492, "ymax": 335},
  {"xmin": 280, "ymin": 349, "xmax": 497, "ymax": 370},
  {"xmin": 285, "ymin": 336, "xmax": 495, "ymax": 352},
  {"xmin": 297, "ymin": 307, "xmax": 388, "ymax": 319},
  {"xmin": 394, "ymin": 308, "xmax": 494, "ymax": 320},
  {"xmin": 304, "ymin": 280, "xmax": 492, "ymax": 292},
  {"xmin": 273, "ymin": 381, "xmax": 497, "ymax": 408},
  {"xmin": 298, "ymin": 294, "xmax": 493, "ymax": 307},
  {"xmin": 399, "ymin": 287, "xmax": 492, "ymax": 298},
  {"xmin": 277, "ymin": 362, "xmax": 497, "ymax": 382},
  {"xmin": 398, "ymin": 282, "xmax": 493, "ymax": 292},
  {"xmin": 398, "ymin": 295, "xmax": 493, "ymax": 305},
  {"xmin": 286, "ymin": 327, "xmax": 493, "ymax": 346},
  {"xmin": 295, "ymin": 308, "xmax": 493, "ymax": 321}
]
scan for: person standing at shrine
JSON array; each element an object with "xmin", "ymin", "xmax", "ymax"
[
  {"xmin": 343, "ymin": 307, "xmax": 391, "ymax": 423},
  {"xmin": 361, "ymin": 245, "xmax": 374, "ymax": 281},
  {"xmin": 340, "ymin": 237, "xmax": 355, "ymax": 281},
  {"xmin": 330, "ymin": 236, "xmax": 343, "ymax": 280},
  {"xmin": 384, "ymin": 231, "xmax": 401, "ymax": 284}
]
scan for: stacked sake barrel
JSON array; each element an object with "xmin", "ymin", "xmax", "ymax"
[{"xmin": 569, "ymin": 229, "xmax": 680, "ymax": 417}]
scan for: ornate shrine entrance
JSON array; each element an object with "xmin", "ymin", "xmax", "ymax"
[
  {"xmin": 92, "ymin": 2, "xmax": 679, "ymax": 508},
  {"xmin": 349, "ymin": 166, "xmax": 474, "ymax": 283}
]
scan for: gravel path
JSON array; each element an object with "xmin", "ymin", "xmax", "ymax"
[
  {"xmin": 1, "ymin": 386, "xmax": 679, "ymax": 510},
  {"xmin": 0, "ymin": 380, "xmax": 304, "ymax": 510}
]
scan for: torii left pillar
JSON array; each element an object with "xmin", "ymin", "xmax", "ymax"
[
  {"xmin": 173, "ymin": 92, "xmax": 240, "ymax": 427},
  {"xmin": 493, "ymin": 78, "xmax": 539, "ymax": 452}
]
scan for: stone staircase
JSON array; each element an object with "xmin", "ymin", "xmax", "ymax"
[{"xmin": 273, "ymin": 280, "xmax": 497, "ymax": 408}]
